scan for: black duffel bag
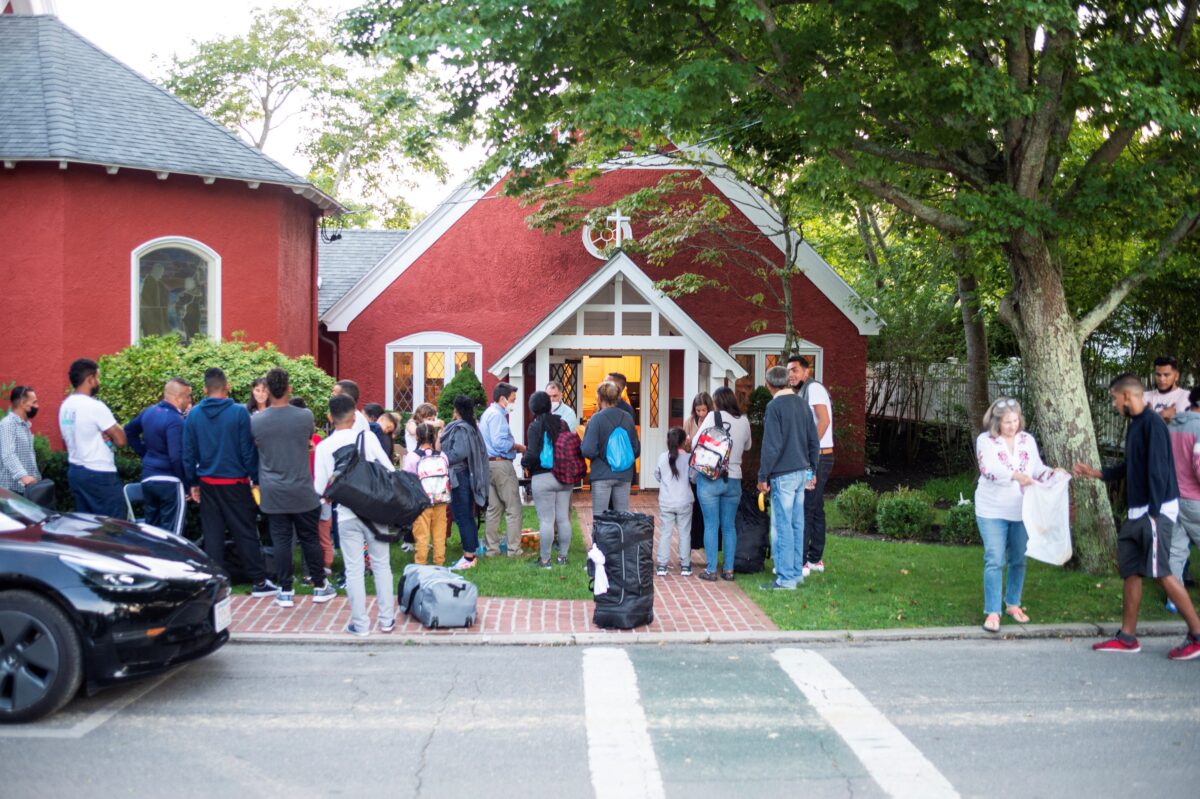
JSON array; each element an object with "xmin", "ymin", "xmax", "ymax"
[
  {"xmin": 733, "ymin": 486, "xmax": 770, "ymax": 573},
  {"xmin": 588, "ymin": 510, "xmax": 654, "ymax": 629},
  {"xmin": 323, "ymin": 432, "xmax": 429, "ymax": 530}
]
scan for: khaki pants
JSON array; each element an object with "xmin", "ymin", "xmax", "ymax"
[
  {"xmin": 485, "ymin": 459, "xmax": 524, "ymax": 556},
  {"xmin": 413, "ymin": 505, "xmax": 448, "ymax": 566}
]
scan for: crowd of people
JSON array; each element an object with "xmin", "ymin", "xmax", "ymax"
[{"xmin": 1, "ymin": 351, "xmax": 1197, "ymax": 654}]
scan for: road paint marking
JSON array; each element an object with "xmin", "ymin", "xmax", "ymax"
[
  {"xmin": 582, "ymin": 648, "xmax": 665, "ymax": 799},
  {"xmin": 0, "ymin": 666, "xmax": 185, "ymax": 739},
  {"xmin": 773, "ymin": 648, "xmax": 959, "ymax": 799}
]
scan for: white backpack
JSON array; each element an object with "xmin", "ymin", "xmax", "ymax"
[{"xmin": 416, "ymin": 450, "xmax": 450, "ymax": 505}]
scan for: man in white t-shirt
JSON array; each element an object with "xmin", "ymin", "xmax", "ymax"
[
  {"xmin": 58, "ymin": 358, "xmax": 128, "ymax": 518},
  {"xmin": 788, "ymin": 354, "xmax": 834, "ymax": 574},
  {"xmin": 1146, "ymin": 355, "xmax": 1192, "ymax": 421},
  {"xmin": 314, "ymin": 394, "xmax": 396, "ymax": 637}
]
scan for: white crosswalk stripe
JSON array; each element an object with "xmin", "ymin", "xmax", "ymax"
[
  {"xmin": 774, "ymin": 648, "xmax": 959, "ymax": 799},
  {"xmin": 582, "ymin": 647, "xmax": 666, "ymax": 799}
]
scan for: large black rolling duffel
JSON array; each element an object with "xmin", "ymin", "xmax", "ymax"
[{"xmin": 588, "ymin": 510, "xmax": 655, "ymax": 629}]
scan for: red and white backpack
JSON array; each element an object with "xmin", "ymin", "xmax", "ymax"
[{"xmin": 689, "ymin": 410, "xmax": 732, "ymax": 481}]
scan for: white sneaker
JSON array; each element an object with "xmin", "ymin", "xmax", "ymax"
[
  {"xmin": 802, "ymin": 564, "xmax": 811, "ymax": 578},
  {"xmin": 311, "ymin": 583, "xmax": 337, "ymax": 604},
  {"xmin": 807, "ymin": 560, "xmax": 825, "ymax": 573},
  {"xmin": 450, "ymin": 556, "xmax": 476, "ymax": 570},
  {"xmin": 274, "ymin": 591, "xmax": 294, "ymax": 609}
]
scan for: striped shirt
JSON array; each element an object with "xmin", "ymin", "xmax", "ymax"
[{"xmin": 0, "ymin": 412, "xmax": 39, "ymax": 492}]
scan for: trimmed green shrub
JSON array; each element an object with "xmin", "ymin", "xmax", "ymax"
[
  {"xmin": 97, "ymin": 333, "xmax": 334, "ymax": 426},
  {"xmin": 835, "ymin": 482, "xmax": 879, "ymax": 533},
  {"xmin": 38, "ymin": 444, "xmax": 142, "ymax": 513},
  {"xmin": 939, "ymin": 501, "xmax": 980, "ymax": 545},
  {"xmin": 747, "ymin": 385, "xmax": 773, "ymax": 426},
  {"xmin": 876, "ymin": 487, "xmax": 935, "ymax": 540},
  {"xmin": 437, "ymin": 365, "xmax": 488, "ymax": 423}
]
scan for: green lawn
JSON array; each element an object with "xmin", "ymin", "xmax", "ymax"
[{"xmin": 735, "ymin": 532, "xmax": 1187, "ymax": 631}]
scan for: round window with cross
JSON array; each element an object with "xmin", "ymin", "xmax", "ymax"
[{"xmin": 581, "ymin": 209, "xmax": 634, "ymax": 260}]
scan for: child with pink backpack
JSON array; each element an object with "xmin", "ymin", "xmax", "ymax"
[{"xmin": 403, "ymin": 423, "xmax": 451, "ymax": 565}]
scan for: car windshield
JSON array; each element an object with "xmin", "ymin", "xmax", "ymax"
[{"xmin": 0, "ymin": 491, "xmax": 52, "ymax": 525}]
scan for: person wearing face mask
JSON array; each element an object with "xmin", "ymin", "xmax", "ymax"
[
  {"xmin": 124, "ymin": 377, "xmax": 193, "ymax": 535},
  {"xmin": 0, "ymin": 385, "xmax": 43, "ymax": 496},
  {"xmin": 974, "ymin": 397, "xmax": 1054, "ymax": 633},
  {"xmin": 58, "ymin": 358, "xmax": 127, "ymax": 517},
  {"xmin": 1075, "ymin": 374, "xmax": 1200, "ymax": 660},
  {"xmin": 479, "ymin": 382, "xmax": 527, "ymax": 557}
]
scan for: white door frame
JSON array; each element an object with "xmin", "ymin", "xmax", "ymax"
[{"xmin": 638, "ymin": 351, "xmax": 669, "ymax": 488}]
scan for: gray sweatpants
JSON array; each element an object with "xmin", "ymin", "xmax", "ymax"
[
  {"xmin": 591, "ymin": 479, "xmax": 631, "ymax": 515},
  {"xmin": 1169, "ymin": 498, "xmax": 1200, "ymax": 581},
  {"xmin": 657, "ymin": 505, "xmax": 693, "ymax": 567},
  {"xmin": 338, "ymin": 517, "xmax": 395, "ymax": 632},
  {"xmin": 532, "ymin": 472, "xmax": 572, "ymax": 561}
]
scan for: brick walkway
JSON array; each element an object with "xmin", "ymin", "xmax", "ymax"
[{"xmin": 229, "ymin": 491, "xmax": 776, "ymax": 639}]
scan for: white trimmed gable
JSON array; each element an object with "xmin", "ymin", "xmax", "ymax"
[
  {"xmin": 488, "ymin": 251, "xmax": 746, "ymax": 378},
  {"xmin": 319, "ymin": 145, "xmax": 881, "ymax": 336}
]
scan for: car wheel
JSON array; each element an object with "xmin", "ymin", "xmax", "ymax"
[{"xmin": 0, "ymin": 590, "xmax": 84, "ymax": 723}]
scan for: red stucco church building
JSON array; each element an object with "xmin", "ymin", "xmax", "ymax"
[
  {"xmin": 0, "ymin": 11, "xmax": 339, "ymax": 441},
  {"xmin": 318, "ymin": 153, "xmax": 880, "ymax": 484}
]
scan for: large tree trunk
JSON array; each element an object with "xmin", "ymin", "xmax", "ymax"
[
  {"xmin": 1006, "ymin": 232, "xmax": 1116, "ymax": 572},
  {"xmin": 956, "ymin": 270, "xmax": 990, "ymax": 429}
]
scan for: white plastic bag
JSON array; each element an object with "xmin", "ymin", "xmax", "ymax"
[{"xmin": 1023, "ymin": 470, "xmax": 1073, "ymax": 565}]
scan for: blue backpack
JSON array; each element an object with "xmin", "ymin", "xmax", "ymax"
[
  {"xmin": 540, "ymin": 431, "xmax": 554, "ymax": 469},
  {"xmin": 605, "ymin": 425, "xmax": 636, "ymax": 472}
]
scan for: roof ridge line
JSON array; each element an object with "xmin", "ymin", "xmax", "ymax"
[{"xmin": 46, "ymin": 15, "xmax": 314, "ymax": 189}]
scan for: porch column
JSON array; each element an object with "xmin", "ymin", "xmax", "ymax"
[
  {"xmin": 709, "ymin": 369, "xmax": 726, "ymax": 395},
  {"xmin": 535, "ymin": 346, "xmax": 550, "ymax": 395},
  {"xmin": 683, "ymin": 345, "xmax": 699, "ymax": 408},
  {"xmin": 508, "ymin": 370, "xmax": 526, "ymax": 447}
]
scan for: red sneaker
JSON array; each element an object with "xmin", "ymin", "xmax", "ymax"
[
  {"xmin": 1167, "ymin": 636, "xmax": 1200, "ymax": 661},
  {"xmin": 1092, "ymin": 636, "xmax": 1140, "ymax": 653}
]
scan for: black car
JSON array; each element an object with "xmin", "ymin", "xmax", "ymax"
[{"xmin": 0, "ymin": 488, "xmax": 231, "ymax": 723}]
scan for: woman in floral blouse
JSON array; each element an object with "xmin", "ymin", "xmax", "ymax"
[{"xmin": 975, "ymin": 398, "xmax": 1055, "ymax": 632}]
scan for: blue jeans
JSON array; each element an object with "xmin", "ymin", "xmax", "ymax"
[
  {"xmin": 697, "ymin": 475, "xmax": 740, "ymax": 573},
  {"xmin": 142, "ymin": 479, "xmax": 184, "ymax": 534},
  {"xmin": 449, "ymin": 474, "xmax": 480, "ymax": 555},
  {"xmin": 977, "ymin": 516, "xmax": 1028, "ymax": 614},
  {"xmin": 770, "ymin": 470, "xmax": 806, "ymax": 588}
]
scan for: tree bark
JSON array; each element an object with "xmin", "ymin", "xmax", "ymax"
[
  {"xmin": 1007, "ymin": 231, "xmax": 1116, "ymax": 572},
  {"xmin": 956, "ymin": 269, "xmax": 990, "ymax": 429}
]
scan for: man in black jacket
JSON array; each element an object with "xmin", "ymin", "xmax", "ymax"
[{"xmin": 1075, "ymin": 373, "xmax": 1200, "ymax": 660}]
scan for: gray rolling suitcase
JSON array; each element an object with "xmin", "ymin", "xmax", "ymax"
[{"xmin": 397, "ymin": 563, "xmax": 478, "ymax": 628}]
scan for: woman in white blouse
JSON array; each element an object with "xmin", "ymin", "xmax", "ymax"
[{"xmin": 975, "ymin": 398, "xmax": 1055, "ymax": 632}]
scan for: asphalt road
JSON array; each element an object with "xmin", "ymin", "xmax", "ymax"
[{"xmin": 1, "ymin": 638, "xmax": 1197, "ymax": 798}]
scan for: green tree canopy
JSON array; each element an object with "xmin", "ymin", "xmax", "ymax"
[{"xmin": 345, "ymin": 0, "xmax": 1200, "ymax": 571}]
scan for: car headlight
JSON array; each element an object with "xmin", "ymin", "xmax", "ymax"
[{"xmin": 59, "ymin": 553, "xmax": 165, "ymax": 592}]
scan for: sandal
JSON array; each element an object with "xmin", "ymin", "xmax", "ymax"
[
  {"xmin": 1006, "ymin": 606, "xmax": 1030, "ymax": 624},
  {"xmin": 982, "ymin": 613, "xmax": 1001, "ymax": 633},
  {"xmin": 720, "ymin": 570, "xmax": 735, "ymax": 581}
]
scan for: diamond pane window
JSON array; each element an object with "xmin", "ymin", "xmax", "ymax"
[
  {"xmin": 765, "ymin": 354, "xmax": 780, "ymax": 370},
  {"xmin": 649, "ymin": 363, "xmax": 660, "ymax": 428},
  {"xmin": 424, "ymin": 351, "xmax": 446, "ymax": 406},
  {"xmin": 454, "ymin": 351, "xmax": 475, "ymax": 372},
  {"xmin": 392, "ymin": 351, "xmax": 414, "ymax": 412}
]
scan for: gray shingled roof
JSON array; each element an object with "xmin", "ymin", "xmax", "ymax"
[
  {"xmin": 318, "ymin": 229, "xmax": 409, "ymax": 316},
  {"xmin": 0, "ymin": 14, "xmax": 340, "ymax": 212}
]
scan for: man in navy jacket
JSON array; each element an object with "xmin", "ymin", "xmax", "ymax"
[
  {"xmin": 183, "ymin": 367, "xmax": 275, "ymax": 596},
  {"xmin": 1075, "ymin": 374, "xmax": 1200, "ymax": 660},
  {"xmin": 124, "ymin": 377, "xmax": 192, "ymax": 534}
]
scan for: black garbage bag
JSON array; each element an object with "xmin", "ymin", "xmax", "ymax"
[
  {"xmin": 588, "ymin": 510, "xmax": 655, "ymax": 629},
  {"xmin": 733, "ymin": 487, "xmax": 770, "ymax": 573}
]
